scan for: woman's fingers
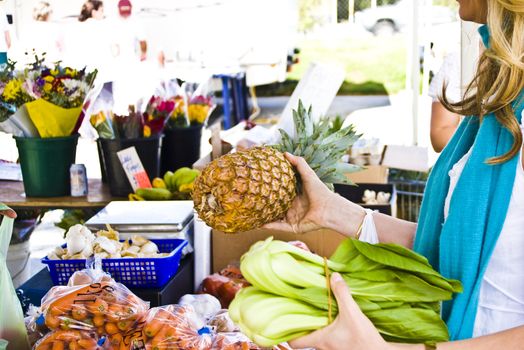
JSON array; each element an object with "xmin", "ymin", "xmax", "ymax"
[
  {"xmin": 330, "ymin": 273, "xmax": 360, "ymax": 318},
  {"xmin": 285, "ymin": 153, "xmax": 317, "ymax": 181},
  {"xmin": 262, "ymin": 221, "xmax": 293, "ymax": 232},
  {"xmin": 288, "ymin": 328, "xmax": 326, "ymax": 349},
  {"xmin": 0, "ymin": 209, "xmax": 16, "ymax": 219}
]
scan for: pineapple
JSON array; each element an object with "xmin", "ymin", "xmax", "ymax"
[{"xmin": 193, "ymin": 101, "xmax": 361, "ymax": 233}]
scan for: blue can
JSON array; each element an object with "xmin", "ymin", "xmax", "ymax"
[{"xmin": 70, "ymin": 164, "xmax": 88, "ymax": 196}]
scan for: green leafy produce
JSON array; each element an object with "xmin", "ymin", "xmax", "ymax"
[{"xmin": 229, "ymin": 237, "xmax": 462, "ymax": 347}]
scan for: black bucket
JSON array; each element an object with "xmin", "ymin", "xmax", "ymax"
[
  {"xmin": 161, "ymin": 125, "xmax": 203, "ymax": 174},
  {"xmin": 98, "ymin": 136, "xmax": 163, "ymax": 196}
]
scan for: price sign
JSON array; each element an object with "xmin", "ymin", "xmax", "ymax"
[{"xmin": 117, "ymin": 147, "xmax": 152, "ymax": 191}]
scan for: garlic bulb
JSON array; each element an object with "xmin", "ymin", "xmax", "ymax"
[
  {"xmin": 179, "ymin": 294, "xmax": 221, "ymax": 321},
  {"xmin": 93, "ymin": 236, "xmax": 121, "ymax": 255},
  {"xmin": 377, "ymin": 191, "xmax": 391, "ymax": 205},
  {"xmin": 131, "ymin": 235, "xmax": 148, "ymax": 247},
  {"xmin": 65, "ymin": 224, "xmax": 95, "ymax": 255},
  {"xmin": 127, "ymin": 245, "xmax": 140, "ymax": 254},
  {"xmin": 140, "ymin": 241, "xmax": 159, "ymax": 255}
]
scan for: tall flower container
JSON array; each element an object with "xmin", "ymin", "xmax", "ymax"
[
  {"xmin": 15, "ymin": 135, "xmax": 79, "ymax": 197},
  {"xmin": 90, "ymin": 97, "xmax": 172, "ymax": 197},
  {"xmin": 98, "ymin": 136, "xmax": 163, "ymax": 197},
  {"xmin": 161, "ymin": 124, "xmax": 203, "ymax": 174},
  {"xmin": 161, "ymin": 90, "xmax": 213, "ymax": 173}
]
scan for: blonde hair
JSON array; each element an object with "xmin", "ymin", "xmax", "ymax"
[{"xmin": 442, "ymin": 0, "xmax": 524, "ymax": 164}]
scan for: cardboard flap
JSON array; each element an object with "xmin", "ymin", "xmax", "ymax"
[{"xmin": 212, "ymin": 228, "xmax": 346, "ymax": 272}]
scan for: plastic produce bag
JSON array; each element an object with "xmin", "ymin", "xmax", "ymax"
[
  {"xmin": 24, "ymin": 305, "xmax": 49, "ymax": 348},
  {"xmin": 34, "ymin": 329, "xmax": 103, "ymax": 350},
  {"xmin": 105, "ymin": 305, "xmax": 213, "ymax": 350},
  {"xmin": 0, "ymin": 204, "xmax": 30, "ymax": 350},
  {"xmin": 211, "ymin": 333, "xmax": 295, "ymax": 350},
  {"xmin": 211, "ymin": 332, "xmax": 259, "ymax": 350},
  {"xmin": 40, "ymin": 267, "xmax": 149, "ymax": 337},
  {"xmin": 178, "ymin": 294, "xmax": 221, "ymax": 321},
  {"xmin": 208, "ymin": 310, "xmax": 238, "ymax": 333}
]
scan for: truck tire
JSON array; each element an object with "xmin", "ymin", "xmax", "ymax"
[{"xmin": 372, "ymin": 20, "xmax": 396, "ymax": 36}]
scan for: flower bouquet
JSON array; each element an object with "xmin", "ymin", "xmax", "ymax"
[
  {"xmin": 161, "ymin": 80, "xmax": 216, "ymax": 173},
  {"xmin": 0, "ymin": 53, "xmax": 98, "ymax": 138},
  {"xmin": 0, "ymin": 53, "xmax": 98, "ymax": 196},
  {"xmin": 165, "ymin": 82, "xmax": 215, "ymax": 129},
  {"xmin": 89, "ymin": 95, "xmax": 174, "ymax": 140},
  {"xmin": 89, "ymin": 96, "xmax": 174, "ymax": 197}
]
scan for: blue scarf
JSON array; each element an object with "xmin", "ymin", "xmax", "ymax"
[{"xmin": 413, "ymin": 25, "xmax": 524, "ymax": 340}]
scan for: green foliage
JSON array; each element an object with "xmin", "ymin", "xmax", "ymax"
[
  {"xmin": 289, "ymin": 34, "xmax": 406, "ymax": 94},
  {"xmin": 432, "ymin": 0, "xmax": 458, "ymax": 9},
  {"xmin": 255, "ymin": 79, "xmax": 388, "ymax": 96},
  {"xmin": 56, "ymin": 210, "xmax": 86, "ymax": 235},
  {"xmin": 275, "ymin": 100, "xmax": 361, "ymax": 186},
  {"xmin": 299, "ymin": 0, "xmax": 329, "ymax": 32},
  {"xmin": 327, "ymin": 115, "xmax": 344, "ymax": 133}
]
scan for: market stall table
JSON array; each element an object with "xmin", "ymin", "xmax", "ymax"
[{"xmin": 0, "ymin": 179, "xmax": 123, "ymax": 210}]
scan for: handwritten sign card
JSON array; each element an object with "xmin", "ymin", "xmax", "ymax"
[{"xmin": 117, "ymin": 146, "xmax": 152, "ymax": 191}]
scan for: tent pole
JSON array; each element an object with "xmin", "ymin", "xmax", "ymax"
[{"xmin": 410, "ymin": 0, "xmax": 420, "ymax": 145}]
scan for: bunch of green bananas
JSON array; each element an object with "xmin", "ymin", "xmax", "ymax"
[{"xmin": 129, "ymin": 167, "xmax": 200, "ymax": 201}]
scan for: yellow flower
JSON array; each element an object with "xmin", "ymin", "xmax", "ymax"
[
  {"xmin": 2, "ymin": 79, "xmax": 22, "ymax": 101},
  {"xmin": 43, "ymin": 82, "xmax": 53, "ymax": 93},
  {"xmin": 44, "ymin": 75, "xmax": 54, "ymax": 83},
  {"xmin": 50, "ymin": 69, "xmax": 59, "ymax": 76},
  {"xmin": 188, "ymin": 105, "xmax": 209, "ymax": 124},
  {"xmin": 90, "ymin": 111, "xmax": 106, "ymax": 127},
  {"xmin": 65, "ymin": 68, "xmax": 77, "ymax": 77},
  {"xmin": 143, "ymin": 125, "xmax": 151, "ymax": 137}
]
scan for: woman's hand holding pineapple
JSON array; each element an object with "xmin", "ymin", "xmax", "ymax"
[{"xmin": 263, "ymin": 153, "xmax": 366, "ymax": 237}]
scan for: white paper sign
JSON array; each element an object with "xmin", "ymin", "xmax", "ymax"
[
  {"xmin": 382, "ymin": 145, "xmax": 430, "ymax": 172},
  {"xmin": 274, "ymin": 62, "xmax": 345, "ymax": 138},
  {"xmin": 0, "ymin": 162, "xmax": 22, "ymax": 181},
  {"xmin": 116, "ymin": 146, "xmax": 152, "ymax": 191}
]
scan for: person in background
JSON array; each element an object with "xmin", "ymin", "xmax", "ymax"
[
  {"xmin": 78, "ymin": 0, "xmax": 104, "ymax": 22},
  {"xmin": 110, "ymin": 0, "xmax": 158, "ymax": 112},
  {"xmin": 69, "ymin": 0, "xmax": 112, "ymax": 78},
  {"xmin": 21, "ymin": 1, "xmax": 63, "ymax": 63},
  {"xmin": 112, "ymin": 0, "xmax": 147, "ymax": 62},
  {"xmin": 428, "ymin": 51, "xmax": 462, "ymax": 153},
  {"xmin": 33, "ymin": 1, "xmax": 52, "ymax": 22},
  {"xmin": 265, "ymin": 0, "xmax": 524, "ymax": 348}
]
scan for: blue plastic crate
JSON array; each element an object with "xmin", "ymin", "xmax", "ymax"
[{"xmin": 41, "ymin": 239, "xmax": 188, "ymax": 288}]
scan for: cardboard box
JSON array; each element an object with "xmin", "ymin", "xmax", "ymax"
[
  {"xmin": 212, "ymin": 228, "xmax": 346, "ymax": 272},
  {"xmin": 345, "ymin": 165, "xmax": 389, "ymax": 184}
]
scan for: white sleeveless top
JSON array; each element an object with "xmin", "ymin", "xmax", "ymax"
[{"xmin": 444, "ymin": 118, "xmax": 524, "ymax": 337}]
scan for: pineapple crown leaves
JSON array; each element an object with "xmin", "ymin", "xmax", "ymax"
[{"xmin": 274, "ymin": 100, "xmax": 362, "ymax": 187}]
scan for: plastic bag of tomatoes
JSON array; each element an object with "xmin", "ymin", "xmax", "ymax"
[{"xmin": 104, "ymin": 305, "xmax": 213, "ymax": 350}]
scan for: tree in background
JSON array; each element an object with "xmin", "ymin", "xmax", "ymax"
[
  {"xmin": 433, "ymin": 0, "xmax": 458, "ymax": 9},
  {"xmin": 299, "ymin": 0, "xmax": 330, "ymax": 32}
]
